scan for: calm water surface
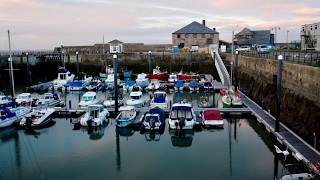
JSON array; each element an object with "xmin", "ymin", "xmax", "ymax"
[{"xmin": 0, "ymin": 91, "xmax": 305, "ymax": 180}]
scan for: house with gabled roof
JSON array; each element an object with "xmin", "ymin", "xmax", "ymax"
[
  {"xmin": 234, "ymin": 28, "xmax": 274, "ymax": 46},
  {"xmin": 109, "ymin": 39, "xmax": 124, "ymax": 53},
  {"xmin": 172, "ymin": 20, "xmax": 219, "ymax": 52}
]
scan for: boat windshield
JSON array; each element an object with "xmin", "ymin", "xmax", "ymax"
[
  {"xmin": 131, "ymin": 95, "xmax": 140, "ymax": 100},
  {"xmin": 44, "ymin": 96, "xmax": 52, "ymax": 99},
  {"xmin": 82, "ymin": 96, "xmax": 94, "ymax": 102},
  {"xmin": 120, "ymin": 110, "xmax": 135, "ymax": 119},
  {"xmin": 145, "ymin": 115, "xmax": 160, "ymax": 123},
  {"xmin": 59, "ymin": 74, "xmax": 66, "ymax": 80},
  {"xmin": 171, "ymin": 110, "xmax": 193, "ymax": 121}
]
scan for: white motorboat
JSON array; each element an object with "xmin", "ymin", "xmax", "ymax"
[
  {"xmin": 35, "ymin": 93, "xmax": 63, "ymax": 107},
  {"xmin": 16, "ymin": 93, "xmax": 33, "ymax": 106},
  {"xmin": 150, "ymin": 91, "xmax": 169, "ymax": 109},
  {"xmin": 168, "ymin": 74, "xmax": 178, "ymax": 83},
  {"xmin": 105, "ymin": 74, "xmax": 120, "ymax": 90},
  {"xmin": 103, "ymin": 96, "xmax": 124, "ymax": 107},
  {"xmin": 0, "ymin": 107, "xmax": 31, "ymax": 128},
  {"xmin": 115, "ymin": 106, "xmax": 137, "ymax": 127},
  {"xmin": 231, "ymin": 94, "xmax": 243, "ymax": 107},
  {"xmin": 279, "ymin": 173, "xmax": 314, "ymax": 180},
  {"xmin": 126, "ymin": 91, "xmax": 145, "ymax": 108},
  {"xmin": 19, "ymin": 107, "xmax": 55, "ymax": 127},
  {"xmin": 80, "ymin": 104, "xmax": 109, "ymax": 127},
  {"xmin": 136, "ymin": 73, "xmax": 149, "ymax": 88},
  {"xmin": 79, "ymin": 92, "xmax": 99, "ymax": 107},
  {"xmin": 0, "ymin": 95, "xmax": 15, "ymax": 108},
  {"xmin": 52, "ymin": 67, "xmax": 75, "ymax": 90},
  {"xmin": 168, "ymin": 102, "xmax": 196, "ymax": 130},
  {"xmin": 146, "ymin": 80, "xmax": 160, "ymax": 91},
  {"xmin": 79, "ymin": 73, "xmax": 92, "ymax": 85}
]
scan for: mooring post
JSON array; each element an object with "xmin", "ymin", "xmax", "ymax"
[
  {"xmin": 76, "ymin": 51, "xmax": 79, "ymax": 77},
  {"xmin": 235, "ymin": 51, "xmax": 239, "ymax": 91},
  {"xmin": 113, "ymin": 54, "xmax": 119, "ymax": 113},
  {"xmin": 276, "ymin": 55, "xmax": 283, "ymax": 132},
  {"xmin": 148, "ymin": 51, "xmax": 152, "ymax": 76}
]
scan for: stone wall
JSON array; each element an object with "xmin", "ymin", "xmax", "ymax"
[
  {"xmin": 172, "ymin": 33, "xmax": 219, "ymax": 49},
  {"xmin": 225, "ymin": 53, "xmax": 320, "ymax": 106}
]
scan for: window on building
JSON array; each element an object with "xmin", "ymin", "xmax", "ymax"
[
  {"xmin": 186, "ymin": 34, "xmax": 189, "ymax": 38},
  {"xmin": 210, "ymin": 34, "xmax": 214, "ymax": 38},
  {"xmin": 177, "ymin": 34, "xmax": 181, "ymax": 38},
  {"xmin": 202, "ymin": 34, "xmax": 205, "ymax": 38},
  {"xmin": 193, "ymin": 34, "xmax": 197, "ymax": 38},
  {"xmin": 207, "ymin": 38, "xmax": 213, "ymax": 44}
]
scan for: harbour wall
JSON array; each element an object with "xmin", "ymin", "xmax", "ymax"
[{"xmin": 224, "ymin": 53, "xmax": 320, "ymax": 150}]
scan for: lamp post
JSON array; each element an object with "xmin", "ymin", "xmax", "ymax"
[
  {"xmin": 26, "ymin": 52, "xmax": 31, "ymax": 84},
  {"xmin": 148, "ymin": 51, "xmax": 152, "ymax": 76},
  {"xmin": 276, "ymin": 54, "xmax": 283, "ymax": 132},
  {"xmin": 76, "ymin": 51, "xmax": 79, "ymax": 76},
  {"xmin": 235, "ymin": 50, "xmax": 239, "ymax": 91},
  {"xmin": 113, "ymin": 54, "xmax": 119, "ymax": 113}
]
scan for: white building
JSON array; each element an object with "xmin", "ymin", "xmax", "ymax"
[
  {"xmin": 109, "ymin": 39, "xmax": 124, "ymax": 53},
  {"xmin": 301, "ymin": 22, "xmax": 320, "ymax": 51}
]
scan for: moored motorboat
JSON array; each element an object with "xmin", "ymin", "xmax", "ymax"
[
  {"xmin": 150, "ymin": 91, "xmax": 169, "ymax": 109},
  {"xmin": 126, "ymin": 91, "xmax": 145, "ymax": 108},
  {"xmin": 0, "ymin": 95, "xmax": 15, "ymax": 108},
  {"xmin": 0, "ymin": 107, "xmax": 31, "ymax": 128},
  {"xmin": 202, "ymin": 110, "xmax": 224, "ymax": 128},
  {"xmin": 103, "ymin": 96, "xmax": 124, "ymax": 107},
  {"xmin": 168, "ymin": 102, "xmax": 196, "ymax": 130},
  {"xmin": 136, "ymin": 73, "xmax": 149, "ymax": 89},
  {"xmin": 86, "ymin": 78, "xmax": 103, "ymax": 91},
  {"xmin": 52, "ymin": 67, "xmax": 75, "ymax": 90},
  {"xmin": 279, "ymin": 173, "xmax": 315, "ymax": 180},
  {"xmin": 64, "ymin": 81, "xmax": 86, "ymax": 91},
  {"xmin": 146, "ymin": 66, "xmax": 168, "ymax": 81},
  {"xmin": 35, "ymin": 93, "xmax": 64, "ymax": 107},
  {"xmin": 115, "ymin": 106, "xmax": 137, "ymax": 127},
  {"xmin": 80, "ymin": 104, "xmax": 109, "ymax": 127},
  {"xmin": 123, "ymin": 79, "xmax": 136, "ymax": 92},
  {"xmin": 140, "ymin": 107, "xmax": 165, "ymax": 132},
  {"xmin": 146, "ymin": 80, "xmax": 160, "ymax": 91},
  {"xmin": 105, "ymin": 74, "xmax": 120, "ymax": 90},
  {"xmin": 222, "ymin": 95, "xmax": 232, "ymax": 108},
  {"xmin": 16, "ymin": 93, "xmax": 33, "ymax": 106},
  {"xmin": 19, "ymin": 107, "xmax": 55, "ymax": 128},
  {"xmin": 189, "ymin": 80, "xmax": 200, "ymax": 91},
  {"xmin": 204, "ymin": 81, "xmax": 214, "ymax": 91},
  {"xmin": 79, "ymin": 92, "xmax": 99, "ymax": 107}
]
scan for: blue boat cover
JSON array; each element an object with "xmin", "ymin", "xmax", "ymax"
[
  {"xmin": 175, "ymin": 80, "xmax": 184, "ymax": 88},
  {"xmin": 125, "ymin": 80, "xmax": 135, "ymax": 87},
  {"xmin": 148, "ymin": 108, "xmax": 165, "ymax": 123},
  {"xmin": 154, "ymin": 95, "xmax": 165, "ymax": 103},
  {"xmin": 0, "ymin": 108, "xmax": 16, "ymax": 120},
  {"xmin": 172, "ymin": 106, "xmax": 192, "ymax": 111},
  {"xmin": 64, "ymin": 81, "xmax": 85, "ymax": 87},
  {"xmin": 189, "ymin": 81, "xmax": 199, "ymax": 88},
  {"xmin": 123, "ymin": 71, "xmax": 132, "ymax": 78}
]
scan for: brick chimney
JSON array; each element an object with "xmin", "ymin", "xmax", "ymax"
[{"xmin": 202, "ymin": 20, "xmax": 206, "ymax": 26}]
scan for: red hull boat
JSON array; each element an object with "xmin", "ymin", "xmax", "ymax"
[{"xmin": 146, "ymin": 66, "xmax": 168, "ymax": 81}]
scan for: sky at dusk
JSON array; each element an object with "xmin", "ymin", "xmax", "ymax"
[{"xmin": 0, "ymin": 0, "xmax": 319, "ymax": 50}]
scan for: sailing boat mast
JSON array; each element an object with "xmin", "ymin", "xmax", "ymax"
[{"xmin": 7, "ymin": 30, "xmax": 15, "ymax": 98}]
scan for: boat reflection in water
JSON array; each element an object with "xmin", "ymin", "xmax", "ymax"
[
  {"xmin": 169, "ymin": 129, "xmax": 194, "ymax": 147},
  {"xmin": 80, "ymin": 120, "xmax": 109, "ymax": 140}
]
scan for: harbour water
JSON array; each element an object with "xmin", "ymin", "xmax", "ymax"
[{"xmin": 0, "ymin": 91, "xmax": 308, "ymax": 180}]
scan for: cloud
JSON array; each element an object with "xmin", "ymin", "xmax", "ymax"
[{"xmin": 0, "ymin": 0, "xmax": 319, "ymax": 49}]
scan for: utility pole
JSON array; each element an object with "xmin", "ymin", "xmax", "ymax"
[
  {"xmin": 276, "ymin": 55, "xmax": 283, "ymax": 132},
  {"xmin": 7, "ymin": 30, "xmax": 15, "ymax": 98},
  {"xmin": 286, "ymin": 30, "xmax": 290, "ymax": 50},
  {"xmin": 113, "ymin": 54, "xmax": 119, "ymax": 113}
]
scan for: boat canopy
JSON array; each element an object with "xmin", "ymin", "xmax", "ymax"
[
  {"xmin": 175, "ymin": 80, "xmax": 184, "ymax": 88},
  {"xmin": 203, "ymin": 110, "xmax": 223, "ymax": 120},
  {"xmin": 125, "ymin": 80, "xmax": 135, "ymax": 87},
  {"xmin": 172, "ymin": 105, "xmax": 192, "ymax": 111},
  {"xmin": 64, "ymin": 81, "xmax": 85, "ymax": 87}
]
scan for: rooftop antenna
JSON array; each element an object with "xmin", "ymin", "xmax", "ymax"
[{"xmin": 7, "ymin": 30, "xmax": 16, "ymax": 98}]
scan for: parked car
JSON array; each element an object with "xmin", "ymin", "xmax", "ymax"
[
  {"xmin": 236, "ymin": 45, "xmax": 251, "ymax": 52},
  {"xmin": 257, "ymin": 45, "xmax": 272, "ymax": 53}
]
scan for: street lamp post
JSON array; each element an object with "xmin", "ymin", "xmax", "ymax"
[
  {"xmin": 113, "ymin": 54, "xmax": 119, "ymax": 113},
  {"xmin": 235, "ymin": 50, "xmax": 239, "ymax": 91},
  {"xmin": 148, "ymin": 51, "xmax": 152, "ymax": 76},
  {"xmin": 276, "ymin": 54, "xmax": 283, "ymax": 132},
  {"xmin": 76, "ymin": 51, "xmax": 79, "ymax": 76}
]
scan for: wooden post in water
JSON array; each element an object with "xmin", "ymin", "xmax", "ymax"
[
  {"xmin": 276, "ymin": 55, "xmax": 283, "ymax": 132},
  {"xmin": 113, "ymin": 54, "xmax": 119, "ymax": 113}
]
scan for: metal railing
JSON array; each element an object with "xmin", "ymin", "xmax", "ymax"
[{"xmin": 240, "ymin": 50, "xmax": 320, "ymax": 66}]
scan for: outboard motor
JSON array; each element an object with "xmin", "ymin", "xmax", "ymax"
[{"xmin": 178, "ymin": 117, "xmax": 186, "ymax": 130}]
